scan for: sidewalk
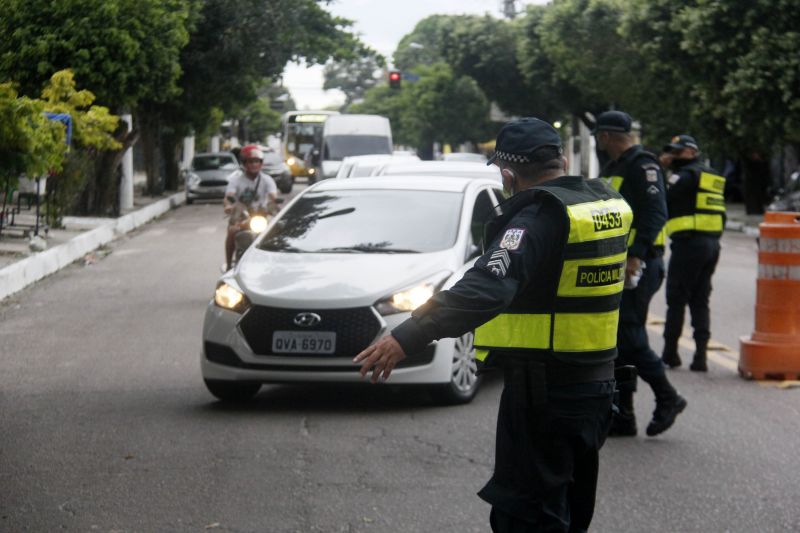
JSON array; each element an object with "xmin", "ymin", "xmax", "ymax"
[
  {"xmin": 0, "ymin": 188, "xmax": 185, "ymax": 301},
  {"xmin": 0, "ymin": 196, "xmax": 767, "ymax": 302}
]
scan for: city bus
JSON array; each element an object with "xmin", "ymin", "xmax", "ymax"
[{"xmin": 280, "ymin": 110, "xmax": 339, "ymax": 181}]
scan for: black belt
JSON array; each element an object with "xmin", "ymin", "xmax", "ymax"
[{"xmin": 499, "ymin": 356, "xmax": 615, "ymax": 386}]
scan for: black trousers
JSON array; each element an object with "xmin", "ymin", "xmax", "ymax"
[
  {"xmin": 478, "ymin": 362, "xmax": 614, "ymax": 533},
  {"xmin": 663, "ymin": 236, "xmax": 721, "ymax": 352},
  {"xmin": 616, "ymin": 255, "xmax": 667, "ymax": 391}
]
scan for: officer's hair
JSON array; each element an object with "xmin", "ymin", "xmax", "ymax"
[{"xmin": 504, "ymin": 146, "xmax": 563, "ymax": 179}]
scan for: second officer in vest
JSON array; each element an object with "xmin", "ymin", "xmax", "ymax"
[
  {"xmin": 355, "ymin": 118, "xmax": 630, "ymax": 532},
  {"xmin": 660, "ymin": 135, "xmax": 726, "ymax": 371},
  {"xmin": 593, "ymin": 110, "xmax": 687, "ymax": 437}
]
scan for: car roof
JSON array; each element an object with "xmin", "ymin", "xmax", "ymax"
[
  {"xmin": 312, "ymin": 175, "xmax": 499, "ymax": 193},
  {"xmin": 194, "ymin": 152, "xmax": 236, "ymax": 158}
]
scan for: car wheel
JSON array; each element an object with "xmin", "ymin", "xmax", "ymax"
[
  {"xmin": 431, "ymin": 331, "xmax": 482, "ymax": 405},
  {"xmin": 204, "ymin": 379, "xmax": 261, "ymax": 402},
  {"xmin": 279, "ymin": 181, "xmax": 292, "ymax": 194},
  {"xmin": 186, "ymin": 195, "xmax": 194, "ymax": 205}
]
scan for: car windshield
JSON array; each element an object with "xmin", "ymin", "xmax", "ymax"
[
  {"xmin": 192, "ymin": 155, "xmax": 237, "ymax": 171},
  {"xmin": 325, "ymin": 135, "xmax": 392, "ymax": 161},
  {"xmin": 258, "ymin": 189, "xmax": 462, "ymax": 253}
]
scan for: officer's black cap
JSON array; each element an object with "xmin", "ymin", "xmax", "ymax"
[
  {"xmin": 592, "ymin": 111, "xmax": 632, "ymax": 134},
  {"xmin": 486, "ymin": 117, "xmax": 562, "ymax": 166},
  {"xmin": 663, "ymin": 134, "xmax": 700, "ymax": 153}
]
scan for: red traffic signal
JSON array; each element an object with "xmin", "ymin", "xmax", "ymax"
[{"xmin": 388, "ymin": 70, "xmax": 401, "ymax": 89}]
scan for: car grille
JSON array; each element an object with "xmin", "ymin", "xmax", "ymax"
[
  {"xmin": 200, "ymin": 179, "xmax": 228, "ymax": 187},
  {"xmin": 239, "ymin": 306, "xmax": 382, "ymax": 357}
]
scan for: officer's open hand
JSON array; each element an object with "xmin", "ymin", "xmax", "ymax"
[
  {"xmin": 353, "ymin": 335, "xmax": 407, "ymax": 383},
  {"xmin": 626, "ymin": 256, "xmax": 641, "ymax": 278}
]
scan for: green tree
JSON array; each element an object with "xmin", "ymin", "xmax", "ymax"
[
  {"xmin": 353, "ymin": 63, "xmax": 491, "ymax": 159},
  {"xmin": 394, "ymin": 14, "xmax": 539, "ymax": 118},
  {"xmin": 0, "ymin": 84, "xmax": 65, "ymax": 188},
  {"xmin": 0, "ymin": 0, "xmax": 192, "ymax": 208},
  {"xmin": 323, "ymin": 50, "xmax": 385, "ymax": 109}
]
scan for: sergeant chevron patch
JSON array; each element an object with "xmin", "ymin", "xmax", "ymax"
[{"xmin": 486, "ymin": 248, "xmax": 511, "ymax": 278}]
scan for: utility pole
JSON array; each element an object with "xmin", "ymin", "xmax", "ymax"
[{"xmin": 500, "ymin": 0, "xmax": 518, "ymax": 19}]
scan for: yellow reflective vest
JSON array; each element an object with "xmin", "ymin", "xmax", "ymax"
[
  {"xmin": 474, "ymin": 179, "xmax": 633, "ymax": 364},
  {"xmin": 665, "ymin": 161, "xmax": 726, "ymax": 237}
]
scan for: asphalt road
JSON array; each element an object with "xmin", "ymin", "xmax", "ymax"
[{"xmin": 1, "ymin": 195, "xmax": 799, "ymax": 532}]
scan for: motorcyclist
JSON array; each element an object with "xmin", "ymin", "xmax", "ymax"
[{"xmin": 223, "ymin": 144, "xmax": 278, "ymax": 270}]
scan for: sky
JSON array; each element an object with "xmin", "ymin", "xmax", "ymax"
[{"xmin": 282, "ymin": 0, "xmax": 542, "ymax": 110}]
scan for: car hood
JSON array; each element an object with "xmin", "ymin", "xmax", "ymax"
[
  {"xmin": 194, "ymin": 169, "xmax": 231, "ymax": 181},
  {"xmin": 234, "ymin": 249, "xmax": 456, "ymax": 308}
]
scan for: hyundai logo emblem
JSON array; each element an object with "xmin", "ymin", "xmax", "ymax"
[{"xmin": 293, "ymin": 312, "xmax": 322, "ymax": 327}]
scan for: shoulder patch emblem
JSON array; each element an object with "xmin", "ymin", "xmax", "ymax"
[
  {"xmin": 647, "ymin": 184, "xmax": 660, "ymax": 196},
  {"xmin": 486, "ymin": 248, "xmax": 511, "ymax": 278},
  {"xmin": 668, "ymin": 173, "xmax": 680, "ymax": 185},
  {"xmin": 499, "ymin": 228, "xmax": 525, "ymax": 250},
  {"xmin": 646, "ymin": 169, "xmax": 658, "ymax": 182}
]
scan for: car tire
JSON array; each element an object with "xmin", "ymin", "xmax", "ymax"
[
  {"xmin": 278, "ymin": 181, "xmax": 292, "ymax": 194},
  {"xmin": 186, "ymin": 196, "xmax": 194, "ymax": 205},
  {"xmin": 431, "ymin": 331, "xmax": 482, "ymax": 405},
  {"xmin": 204, "ymin": 379, "xmax": 261, "ymax": 402}
]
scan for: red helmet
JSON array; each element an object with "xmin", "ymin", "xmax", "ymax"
[{"xmin": 240, "ymin": 144, "xmax": 264, "ymax": 161}]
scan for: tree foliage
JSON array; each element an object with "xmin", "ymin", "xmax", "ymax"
[
  {"xmin": 352, "ymin": 63, "xmax": 491, "ymax": 158},
  {"xmin": 323, "ymin": 50, "xmax": 385, "ymax": 109}
]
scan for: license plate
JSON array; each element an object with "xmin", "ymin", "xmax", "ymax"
[{"xmin": 272, "ymin": 331, "xmax": 336, "ymax": 354}]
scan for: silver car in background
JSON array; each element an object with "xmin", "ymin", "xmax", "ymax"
[{"xmin": 183, "ymin": 152, "xmax": 239, "ymax": 204}]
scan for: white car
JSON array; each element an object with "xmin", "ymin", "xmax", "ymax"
[
  {"xmin": 442, "ymin": 152, "xmax": 488, "ymax": 163},
  {"xmin": 372, "ymin": 160, "xmax": 502, "ymax": 183},
  {"xmin": 334, "ymin": 153, "xmax": 420, "ymax": 179},
  {"xmin": 202, "ymin": 176, "xmax": 506, "ymax": 404}
]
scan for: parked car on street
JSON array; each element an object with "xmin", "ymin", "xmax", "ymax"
[
  {"xmin": 202, "ymin": 176, "xmax": 506, "ymax": 404},
  {"xmin": 372, "ymin": 160, "xmax": 502, "ymax": 183},
  {"xmin": 184, "ymin": 152, "xmax": 239, "ymax": 204}
]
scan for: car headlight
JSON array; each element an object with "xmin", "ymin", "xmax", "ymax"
[
  {"xmin": 286, "ymin": 157, "xmax": 296, "ymax": 166},
  {"xmin": 187, "ymin": 173, "xmax": 201, "ymax": 187},
  {"xmin": 308, "ymin": 168, "xmax": 316, "ymax": 175},
  {"xmin": 249, "ymin": 215, "xmax": 268, "ymax": 233},
  {"xmin": 375, "ymin": 273, "xmax": 451, "ymax": 315},
  {"xmin": 214, "ymin": 282, "xmax": 250, "ymax": 313}
]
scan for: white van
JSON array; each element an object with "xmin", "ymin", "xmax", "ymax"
[{"xmin": 318, "ymin": 114, "xmax": 392, "ymax": 180}]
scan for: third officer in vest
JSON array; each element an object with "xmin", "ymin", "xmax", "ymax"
[
  {"xmin": 593, "ymin": 110, "xmax": 687, "ymax": 437},
  {"xmin": 355, "ymin": 117, "xmax": 630, "ymax": 532},
  {"xmin": 660, "ymin": 135, "xmax": 725, "ymax": 371}
]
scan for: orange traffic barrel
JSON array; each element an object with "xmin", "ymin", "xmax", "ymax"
[{"xmin": 740, "ymin": 211, "xmax": 800, "ymax": 380}]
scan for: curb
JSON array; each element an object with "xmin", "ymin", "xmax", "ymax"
[{"xmin": 0, "ymin": 192, "xmax": 185, "ymax": 301}]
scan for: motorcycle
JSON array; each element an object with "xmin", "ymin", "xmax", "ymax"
[{"xmin": 226, "ymin": 201, "xmax": 271, "ymax": 271}]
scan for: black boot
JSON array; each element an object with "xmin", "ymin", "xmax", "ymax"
[
  {"xmin": 661, "ymin": 350, "xmax": 682, "ymax": 368},
  {"xmin": 646, "ymin": 376, "xmax": 687, "ymax": 437},
  {"xmin": 608, "ymin": 389, "xmax": 637, "ymax": 437},
  {"xmin": 690, "ymin": 341, "xmax": 708, "ymax": 372}
]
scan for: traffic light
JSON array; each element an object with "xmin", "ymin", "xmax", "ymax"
[{"xmin": 388, "ymin": 70, "xmax": 401, "ymax": 89}]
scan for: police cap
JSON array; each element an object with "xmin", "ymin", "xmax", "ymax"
[
  {"xmin": 486, "ymin": 117, "xmax": 562, "ymax": 166},
  {"xmin": 663, "ymin": 134, "xmax": 700, "ymax": 153},
  {"xmin": 592, "ymin": 110, "xmax": 632, "ymax": 134}
]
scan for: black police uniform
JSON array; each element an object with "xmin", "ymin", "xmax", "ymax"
[
  {"xmin": 662, "ymin": 157, "xmax": 725, "ymax": 370},
  {"xmin": 599, "ymin": 144, "xmax": 684, "ymax": 435},
  {"xmin": 393, "ymin": 174, "xmax": 631, "ymax": 532}
]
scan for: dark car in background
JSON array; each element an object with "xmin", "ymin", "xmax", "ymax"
[
  {"xmin": 184, "ymin": 152, "xmax": 239, "ymax": 204},
  {"xmin": 260, "ymin": 146, "xmax": 293, "ymax": 194}
]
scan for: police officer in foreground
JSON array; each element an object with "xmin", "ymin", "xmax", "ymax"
[
  {"xmin": 355, "ymin": 118, "xmax": 632, "ymax": 532},
  {"xmin": 593, "ymin": 111, "xmax": 687, "ymax": 437},
  {"xmin": 660, "ymin": 135, "xmax": 726, "ymax": 371}
]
